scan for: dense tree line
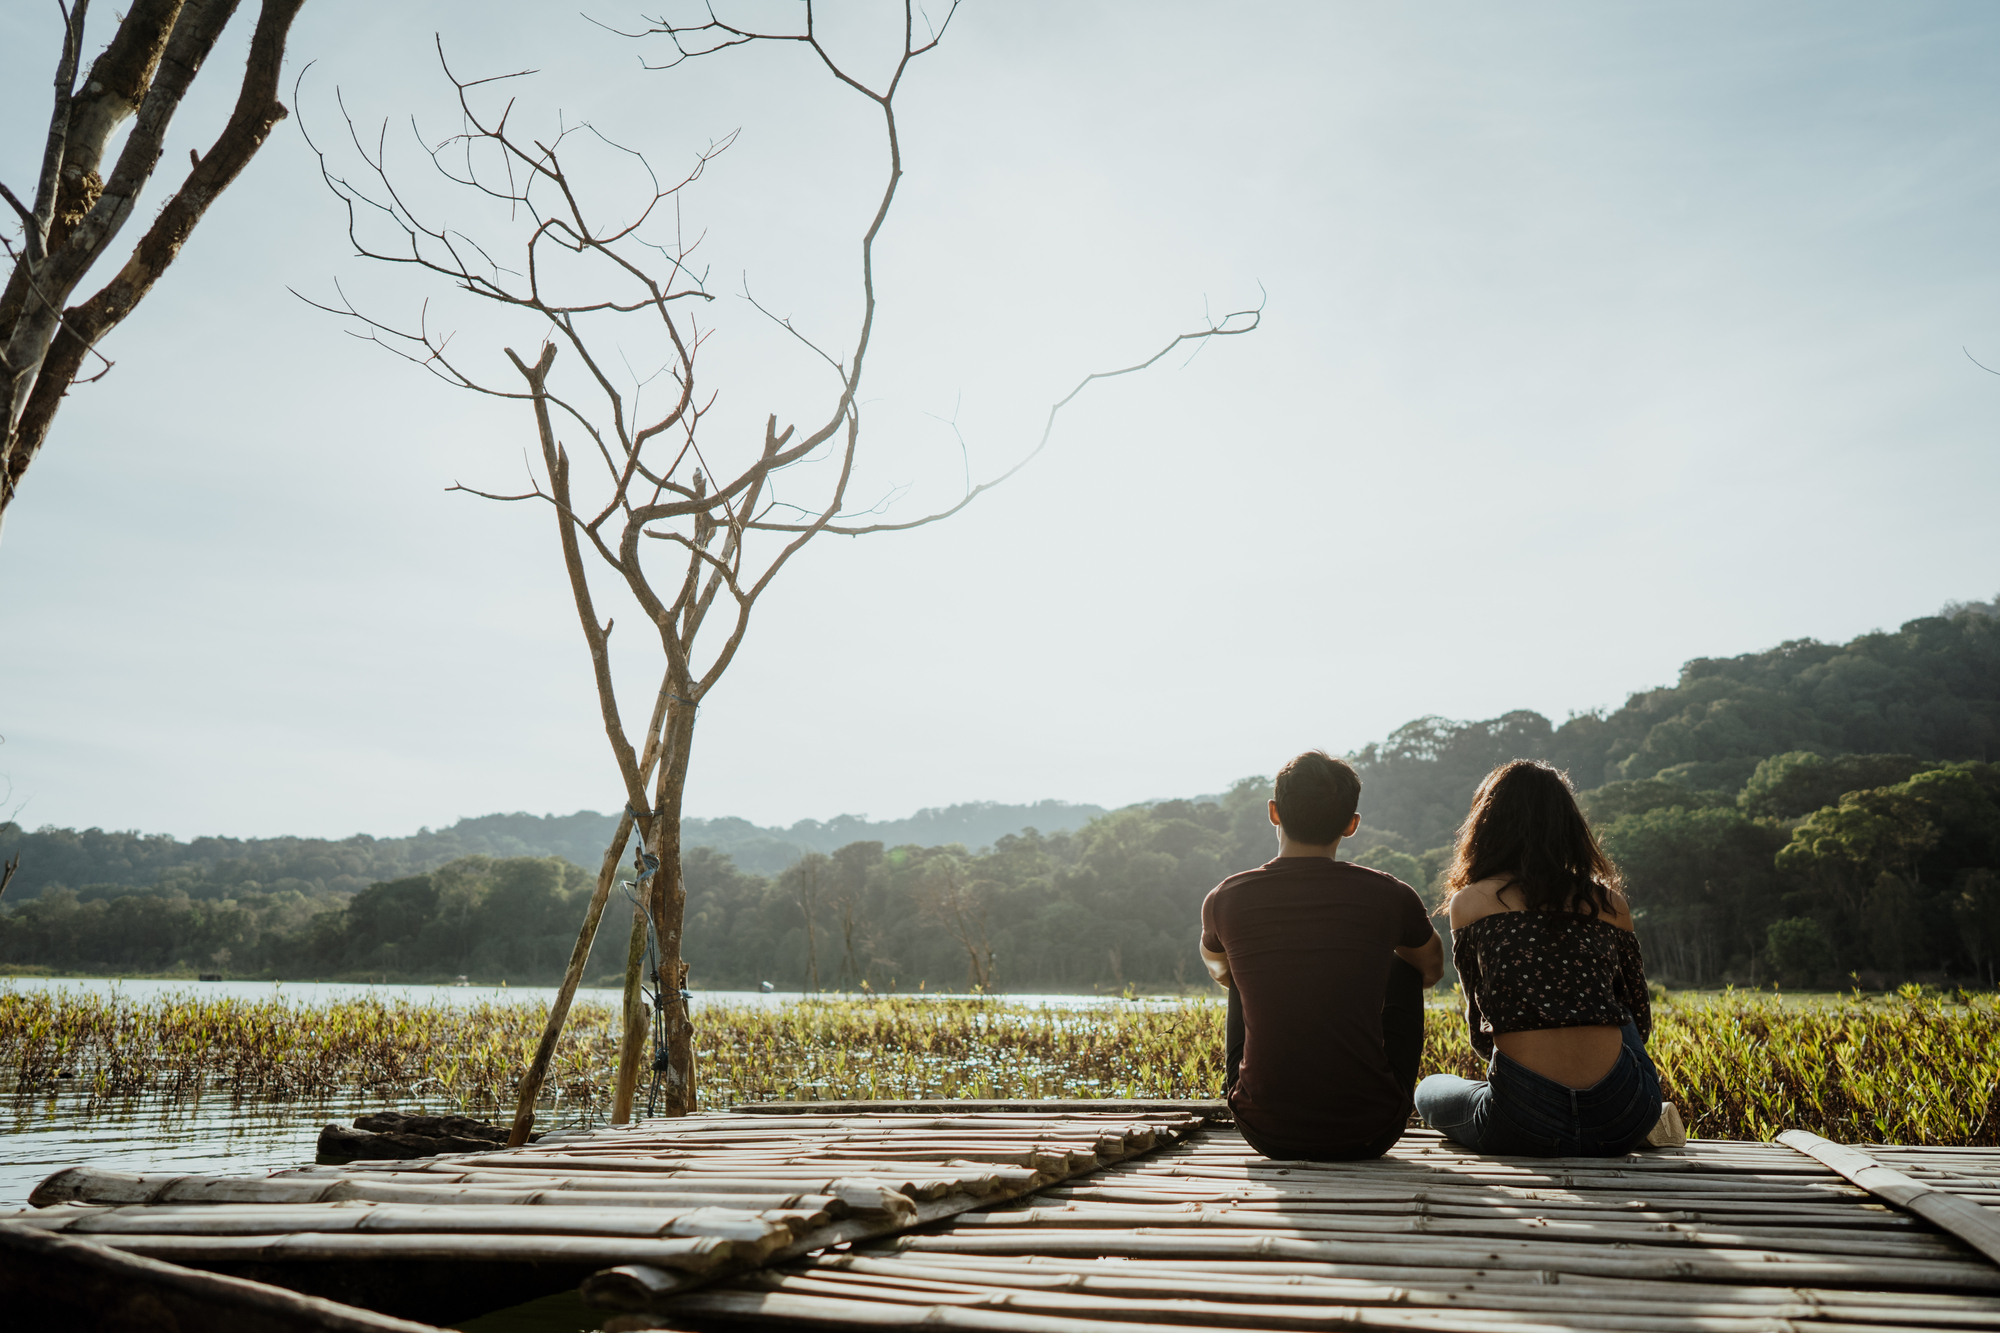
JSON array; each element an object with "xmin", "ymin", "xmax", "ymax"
[
  {"xmin": 0, "ymin": 802, "xmax": 1110, "ymax": 903},
  {"xmin": 2, "ymin": 602, "xmax": 1995, "ymax": 989},
  {"xmin": 0, "ymin": 855, "xmax": 629, "ymax": 984},
  {"xmin": 5, "ymin": 754, "xmax": 1993, "ymax": 990}
]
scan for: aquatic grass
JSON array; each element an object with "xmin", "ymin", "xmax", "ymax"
[
  {"xmin": 0, "ymin": 988, "xmax": 625, "ymax": 1113},
  {"xmin": 1422, "ymin": 985, "xmax": 2000, "ymax": 1145},
  {"xmin": 4, "ymin": 985, "xmax": 1997, "ymax": 1143},
  {"xmin": 697, "ymin": 997, "xmax": 1227, "ymax": 1103}
]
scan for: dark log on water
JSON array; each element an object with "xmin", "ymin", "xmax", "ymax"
[
  {"xmin": 0, "ymin": 1218, "xmax": 447, "ymax": 1332},
  {"xmin": 353, "ymin": 1111, "xmax": 511, "ymax": 1141},
  {"xmin": 317, "ymin": 1111, "xmax": 539, "ymax": 1161}
]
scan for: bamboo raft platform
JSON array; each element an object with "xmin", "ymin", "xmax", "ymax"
[
  {"xmin": 2, "ymin": 1105, "xmax": 1204, "ymax": 1326},
  {"xmin": 3, "ymin": 1101, "xmax": 1999, "ymax": 1331},
  {"xmin": 622, "ymin": 1109, "xmax": 2000, "ymax": 1332}
]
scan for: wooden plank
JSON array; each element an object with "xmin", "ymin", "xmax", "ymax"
[{"xmin": 1780, "ymin": 1130, "xmax": 2000, "ymax": 1268}]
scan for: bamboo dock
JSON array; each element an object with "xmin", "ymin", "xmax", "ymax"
[{"xmin": 5, "ymin": 1101, "xmax": 2000, "ymax": 1331}]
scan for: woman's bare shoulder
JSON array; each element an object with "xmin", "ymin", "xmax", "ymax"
[
  {"xmin": 1601, "ymin": 886, "xmax": 1637, "ymax": 931},
  {"xmin": 1447, "ymin": 877, "xmax": 1519, "ymax": 930}
]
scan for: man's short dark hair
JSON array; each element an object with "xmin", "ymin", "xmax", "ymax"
[{"xmin": 1274, "ymin": 750, "xmax": 1361, "ymax": 845}]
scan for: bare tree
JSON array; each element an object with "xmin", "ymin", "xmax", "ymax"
[
  {"xmin": 305, "ymin": 1, "xmax": 1258, "ymax": 1134},
  {"xmin": 917, "ymin": 854, "xmax": 995, "ymax": 993},
  {"xmin": 1, "ymin": 0, "xmax": 309, "ymax": 527}
]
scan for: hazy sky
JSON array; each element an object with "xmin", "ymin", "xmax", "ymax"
[{"xmin": 4, "ymin": 1, "xmax": 1997, "ymax": 841}]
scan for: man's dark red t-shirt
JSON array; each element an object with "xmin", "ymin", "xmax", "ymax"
[{"xmin": 1200, "ymin": 857, "xmax": 1436, "ymax": 1156}]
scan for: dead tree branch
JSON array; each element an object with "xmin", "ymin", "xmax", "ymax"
[
  {"xmin": 1, "ymin": 0, "xmax": 309, "ymax": 528},
  {"xmin": 306, "ymin": 0, "xmax": 1258, "ymax": 1128}
]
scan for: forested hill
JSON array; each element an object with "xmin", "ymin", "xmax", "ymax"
[
  {"xmin": 1345, "ymin": 595, "xmax": 2000, "ymax": 853},
  {"xmin": 2, "ymin": 599, "xmax": 1996, "ymax": 990},
  {"xmin": 0, "ymin": 800, "xmax": 1110, "ymax": 903}
]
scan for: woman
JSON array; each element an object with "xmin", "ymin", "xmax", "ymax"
[{"xmin": 1414, "ymin": 760, "xmax": 1680, "ymax": 1156}]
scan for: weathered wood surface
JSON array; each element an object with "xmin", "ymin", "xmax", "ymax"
[
  {"xmin": 0, "ymin": 1217, "xmax": 451, "ymax": 1332},
  {"xmin": 610, "ymin": 1126, "xmax": 2000, "ymax": 1332},
  {"xmin": 1780, "ymin": 1130, "xmax": 2000, "ymax": 1266},
  {"xmin": 9, "ymin": 1107, "xmax": 1203, "ymax": 1326}
]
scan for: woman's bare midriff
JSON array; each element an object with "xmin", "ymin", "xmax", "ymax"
[{"xmin": 1493, "ymin": 1023, "xmax": 1625, "ymax": 1089}]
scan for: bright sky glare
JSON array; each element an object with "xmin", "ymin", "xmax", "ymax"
[{"xmin": 3, "ymin": 1, "xmax": 1997, "ymax": 841}]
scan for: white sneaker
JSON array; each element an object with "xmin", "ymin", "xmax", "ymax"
[{"xmin": 1643, "ymin": 1101, "xmax": 1687, "ymax": 1149}]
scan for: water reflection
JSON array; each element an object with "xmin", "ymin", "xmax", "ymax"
[{"xmin": 0, "ymin": 1087, "xmax": 452, "ymax": 1205}]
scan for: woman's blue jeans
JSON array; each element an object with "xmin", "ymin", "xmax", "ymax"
[{"xmin": 1414, "ymin": 1023, "xmax": 1661, "ymax": 1157}]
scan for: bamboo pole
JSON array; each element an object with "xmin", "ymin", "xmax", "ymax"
[
  {"xmin": 612, "ymin": 898, "xmax": 648, "ymax": 1124},
  {"xmin": 890, "ymin": 1252, "xmax": 2000, "ymax": 1309},
  {"xmin": 940, "ymin": 1205, "xmax": 1956, "ymax": 1261},
  {"xmin": 877, "ymin": 1229, "xmax": 2000, "ymax": 1291},
  {"xmin": 507, "ymin": 810, "xmax": 635, "ymax": 1147},
  {"xmin": 720, "ymin": 1267, "xmax": 1960, "ymax": 1333},
  {"xmin": 1042, "ymin": 1183, "xmax": 1913, "ymax": 1222},
  {"xmin": 655, "ymin": 1286, "xmax": 1580, "ymax": 1333},
  {"xmin": 69, "ymin": 1231, "xmax": 744, "ymax": 1269},
  {"xmin": 817, "ymin": 1253, "xmax": 2000, "ymax": 1316},
  {"xmin": 14, "ymin": 1203, "xmax": 791, "ymax": 1244},
  {"xmin": 1779, "ymin": 1130, "xmax": 2000, "ymax": 1269},
  {"xmin": 31, "ymin": 1170, "xmax": 843, "ymax": 1221}
]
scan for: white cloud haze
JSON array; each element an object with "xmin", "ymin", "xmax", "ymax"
[{"xmin": 3, "ymin": 1, "xmax": 1997, "ymax": 839}]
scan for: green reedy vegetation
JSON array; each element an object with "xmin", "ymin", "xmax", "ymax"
[
  {"xmin": 6, "ymin": 988, "xmax": 1997, "ymax": 1145},
  {"xmin": 1642, "ymin": 988, "xmax": 2000, "ymax": 1146}
]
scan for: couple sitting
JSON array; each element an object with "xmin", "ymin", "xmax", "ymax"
[{"xmin": 1199, "ymin": 750, "xmax": 1678, "ymax": 1160}]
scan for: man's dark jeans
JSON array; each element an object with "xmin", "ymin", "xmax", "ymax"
[{"xmin": 1223, "ymin": 956, "xmax": 1425, "ymax": 1160}]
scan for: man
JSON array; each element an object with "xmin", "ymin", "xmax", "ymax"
[{"xmin": 1200, "ymin": 750, "xmax": 1444, "ymax": 1161}]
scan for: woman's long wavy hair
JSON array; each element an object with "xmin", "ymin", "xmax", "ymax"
[{"xmin": 1444, "ymin": 760, "xmax": 1622, "ymax": 916}]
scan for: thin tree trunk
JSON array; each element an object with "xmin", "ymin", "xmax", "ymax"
[
  {"xmin": 505, "ymin": 810, "xmax": 633, "ymax": 1147},
  {"xmin": 645, "ymin": 698, "xmax": 697, "ymax": 1115}
]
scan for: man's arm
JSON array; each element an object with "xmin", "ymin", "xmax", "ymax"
[
  {"xmin": 1200, "ymin": 940, "xmax": 1232, "ymax": 988},
  {"xmin": 1395, "ymin": 929, "xmax": 1445, "ymax": 987}
]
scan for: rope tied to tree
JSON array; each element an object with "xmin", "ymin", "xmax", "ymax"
[{"xmin": 621, "ymin": 876, "xmax": 687, "ymax": 1114}]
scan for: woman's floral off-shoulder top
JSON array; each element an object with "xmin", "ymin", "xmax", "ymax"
[{"xmin": 1451, "ymin": 907, "xmax": 1651, "ymax": 1060}]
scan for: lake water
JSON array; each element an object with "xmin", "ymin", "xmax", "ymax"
[
  {"xmin": 0, "ymin": 975, "xmax": 1187, "ymax": 1010},
  {"xmin": 0, "ymin": 977, "xmax": 1190, "ymax": 1205}
]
